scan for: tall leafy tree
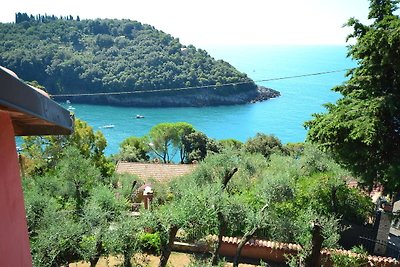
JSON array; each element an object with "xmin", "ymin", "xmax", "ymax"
[
  {"xmin": 305, "ymin": 0, "xmax": 400, "ymax": 194},
  {"xmin": 243, "ymin": 133, "xmax": 285, "ymax": 159},
  {"xmin": 148, "ymin": 123, "xmax": 180, "ymax": 163},
  {"xmin": 175, "ymin": 122, "xmax": 195, "ymax": 163},
  {"xmin": 182, "ymin": 130, "xmax": 221, "ymax": 163},
  {"xmin": 22, "ymin": 118, "xmax": 114, "ymax": 177},
  {"xmin": 115, "ymin": 136, "xmax": 150, "ymax": 162},
  {"xmin": 148, "ymin": 122, "xmax": 195, "ymax": 163}
]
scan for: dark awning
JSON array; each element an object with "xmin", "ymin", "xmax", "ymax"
[{"xmin": 0, "ymin": 67, "xmax": 74, "ymax": 136}]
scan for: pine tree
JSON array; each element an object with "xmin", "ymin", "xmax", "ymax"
[{"xmin": 306, "ymin": 0, "xmax": 400, "ymax": 194}]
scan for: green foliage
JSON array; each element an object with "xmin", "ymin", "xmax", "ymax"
[
  {"xmin": 0, "ymin": 15, "xmax": 257, "ymax": 105},
  {"xmin": 305, "ymin": 0, "xmax": 400, "ymax": 193},
  {"xmin": 286, "ymin": 209, "xmax": 342, "ymax": 267},
  {"xmin": 339, "ymin": 188, "xmax": 375, "ymax": 224},
  {"xmin": 367, "ymin": 0, "xmax": 399, "ymax": 21},
  {"xmin": 187, "ymin": 257, "xmax": 226, "ymax": 267},
  {"xmin": 284, "ymin": 142, "xmax": 305, "ymax": 158},
  {"xmin": 243, "ymin": 133, "xmax": 286, "ymax": 158},
  {"xmin": 263, "ymin": 147, "xmax": 373, "ymax": 226},
  {"xmin": 114, "ymin": 136, "xmax": 150, "ymax": 162},
  {"xmin": 154, "ymin": 180, "xmax": 220, "ymax": 239},
  {"xmin": 139, "ymin": 232, "xmax": 161, "ymax": 254},
  {"xmin": 24, "ymin": 185, "xmax": 52, "ymax": 235},
  {"xmin": 20, "ymin": 112, "xmax": 375, "ymax": 267},
  {"xmin": 102, "ymin": 214, "xmax": 145, "ymax": 267},
  {"xmin": 182, "ymin": 131, "xmax": 221, "ymax": 163},
  {"xmin": 22, "ymin": 118, "xmax": 114, "ymax": 178},
  {"xmin": 52, "ymin": 147, "xmax": 102, "ymax": 214},
  {"xmin": 149, "ymin": 179, "xmax": 174, "ymax": 206},
  {"xmin": 116, "ymin": 122, "xmax": 220, "ymax": 164},
  {"xmin": 168, "ymin": 146, "xmax": 372, "ymax": 246},
  {"xmin": 83, "ymin": 185, "xmax": 128, "ymax": 224},
  {"xmin": 182, "ymin": 131, "xmax": 209, "ymax": 162},
  {"xmin": 298, "ymin": 145, "xmax": 344, "ymax": 176},
  {"xmin": 330, "ymin": 246, "xmax": 369, "ymax": 267},
  {"xmin": 26, "ymin": 80, "xmax": 46, "ymax": 90},
  {"xmin": 148, "ymin": 122, "xmax": 181, "ymax": 163},
  {"xmin": 114, "ymin": 173, "xmax": 142, "ymax": 200},
  {"xmin": 23, "ymin": 139, "xmax": 143, "ymax": 266},
  {"xmin": 188, "ymin": 150, "xmax": 240, "ymax": 185},
  {"xmin": 24, "ymin": 146, "xmax": 103, "ymax": 216},
  {"xmin": 294, "ymin": 173, "xmax": 374, "ymax": 224},
  {"xmin": 31, "ymin": 208, "xmax": 83, "ymax": 266},
  {"xmin": 218, "ymin": 138, "xmax": 243, "ymax": 151},
  {"xmin": 25, "ymin": 166, "xmax": 87, "ymax": 266},
  {"xmin": 173, "ymin": 122, "xmax": 196, "ymax": 163},
  {"xmin": 145, "ymin": 122, "xmax": 220, "ymax": 164},
  {"xmin": 293, "ymin": 208, "xmax": 341, "ymax": 249}
]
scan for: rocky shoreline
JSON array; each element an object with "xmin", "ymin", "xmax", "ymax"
[
  {"xmin": 63, "ymin": 86, "xmax": 280, "ymax": 107},
  {"xmin": 250, "ymin": 86, "xmax": 280, "ymax": 104}
]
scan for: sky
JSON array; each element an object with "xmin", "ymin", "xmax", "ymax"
[{"xmin": 0, "ymin": 0, "xmax": 371, "ymax": 46}]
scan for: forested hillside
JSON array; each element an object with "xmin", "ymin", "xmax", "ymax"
[{"xmin": 0, "ymin": 13, "xmax": 279, "ymax": 106}]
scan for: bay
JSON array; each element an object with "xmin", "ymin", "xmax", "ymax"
[{"xmin": 61, "ymin": 45, "xmax": 355, "ymax": 155}]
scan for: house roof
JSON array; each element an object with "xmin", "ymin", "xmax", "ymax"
[
  {"xmin": 0, "ymin": 66, "xmax": 73, "ymax": 136},
  {"xmin": 115, "ymin": 162, "xmax": 197, "ymax": 182}
]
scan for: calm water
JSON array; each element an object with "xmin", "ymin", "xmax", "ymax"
[{"xmin": 61, "ymin": 45, "xmax": 355, "ymax": 155}]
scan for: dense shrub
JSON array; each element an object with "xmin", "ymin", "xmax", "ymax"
[{"xmin": 139, "ymin": 232, "xmax": 161, "ymax": 254}]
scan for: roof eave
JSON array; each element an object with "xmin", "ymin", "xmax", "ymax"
[{"xmin": 0, "ymin": 67, "xmax": 74, "ymax": 136}]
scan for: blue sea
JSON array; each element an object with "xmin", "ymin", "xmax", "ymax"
[{"xmin": 61, "ymin": 45, "xmax": 355, "ymax": 155}]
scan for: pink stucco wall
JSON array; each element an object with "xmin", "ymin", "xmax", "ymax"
[{"xmin": 0, "ymin": 112, "xmax": 32, "ymax": 266}]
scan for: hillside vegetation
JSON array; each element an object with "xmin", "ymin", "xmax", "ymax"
[
  {"xmin": 22, "ymin": 119, "xmax": 374, "ymax": 267},
  {"xmin": 0, "ymin": 13, "xmax": 279, "ymax": 106}
]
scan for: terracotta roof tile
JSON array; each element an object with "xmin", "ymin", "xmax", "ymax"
[
  {"xmin": 197, "ymin": 236, "xmax": 400, "ymax": 266},
  {"xmin": 115, "ymin": 162, "xmax": 196, "ymax": 182}
]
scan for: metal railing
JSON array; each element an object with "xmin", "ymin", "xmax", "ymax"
[{"xmin": 359, "ymin": 236, "xmax": 400, "ymax": 260}]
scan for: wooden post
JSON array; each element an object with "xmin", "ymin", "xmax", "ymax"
[
  {"xmin": 305, "ymin": 221, "xmax": 323, "ymax": 267},
  {"xmin": 0, "ymin": 112, "xmax": 33, "ymax": 267},
  {"xmin": 212, "ymin": 167, "xmax": 238, "ymax": 265},
  {"xmin": 158, "ymin": 225, "xmax": 179, "ymax": 267}
]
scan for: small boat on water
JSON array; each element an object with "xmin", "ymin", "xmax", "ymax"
[
  {"xmin": 67, "ymin": 106, "xmax": 75, "ymax": 110},
  {"xmin": 66, "ymin": 100, "xmax": 71, "ymax": 104},
  {"xmin": 136, "ymin": 114, "xmax": 145, "ymax": 119},
  {"xmin": 101, "ymin": 124, "xmax": 115, "ymax": 129}
]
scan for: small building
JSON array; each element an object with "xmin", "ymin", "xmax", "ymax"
[
  {"xmin": 0, "ymin": 66, "xmax": 73, "ymax": 266},
  {"xmin": 116, "ymin": 162, "xmax": 197, "ymax": 211}
]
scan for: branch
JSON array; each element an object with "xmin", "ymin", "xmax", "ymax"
[
  {"xmin": 222, "ymin": 167, "xmax": 238, "ymax": 190},
  {"xmin": 149, "ymin": 146, "xmax": 164, "ymax": 159},
  {"xmin": 233, "ymin": 203, "xmax": 269, "ymax": 267},
  {"xmin": 212, "ymin": 167, "xmax": 238, "ymax": 265}
]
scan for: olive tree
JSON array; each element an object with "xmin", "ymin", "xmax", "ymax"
[{"xmin": 243, "ymin": 133, "xmax": 285, "ymax": 159}]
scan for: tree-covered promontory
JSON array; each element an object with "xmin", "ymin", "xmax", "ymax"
[{"xmin": 0, "ymin": 13, "xmax": 279, "ymax": 106}]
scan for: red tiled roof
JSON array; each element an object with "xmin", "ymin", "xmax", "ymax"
[{"xmin": 115, "ymin": 162, "xmax": 196, "ymax": 182}]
